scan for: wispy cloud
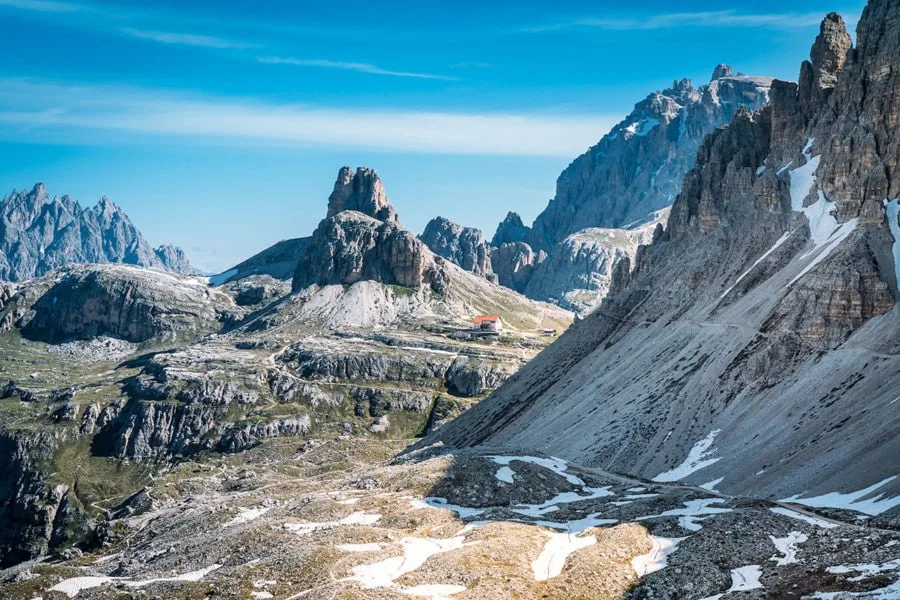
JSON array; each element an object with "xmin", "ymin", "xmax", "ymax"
[
  {"xmin": 257, "ymin": 57, "xmax": 457, "ymax": 81},
  {"xmin": 0, "ymin": 79, "xmax": 616, "ymax": 158},
  {"xmin": 0, "ymin": 0, "xmax": 83, "ymax": 12},
  {"xmin": 525, "ymin": 10, "xmax": 834, "ymax": 32},
  {"xmin": 122, "ymin": 27, "xmax": 256, "ymax": 49}
]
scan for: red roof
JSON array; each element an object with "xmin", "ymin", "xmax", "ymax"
[{"xmin": 473, "ymin": 315, "xmax": 501, "ymax": 324}]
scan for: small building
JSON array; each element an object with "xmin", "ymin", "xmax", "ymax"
[{"xmin": 473, "ymin": 315, "xmax": 503, "ymax": 332}]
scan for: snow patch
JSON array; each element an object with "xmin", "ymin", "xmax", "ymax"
[
  {"xmin": 495, "ymin": 466, "xmax": 515, "ymax": 484},
  {"xmin": 283, "ymin": 511, "xmax": 381, "ymax": 535},
  {"xmin": 637, "ymin": 498, "xmax": 731, "ymax": 532},
  {"xmin": 124, "ymin": 564, "xmax": 222, "ymax": 587},
  {"xmin": 769, "ymin": 507, "xmax": 838, "ymax": 529},
  {"xmin": 883, "ymin": 199, "xmax": 900, "ymax": 289},
  {"xmin": 696, "ymin": 565, "xmax": 764, "ymax": 600},
  {"xmin": 700, "ymin": 478, "xmax": 724, "ymax": 492},
  {"xmin": 623, "ymin": 118, "xmax": 660, "ymax": 138},
  {"xmin": 425, "ymin": 497, "xmax": 486, "ymax": 520},
  {"xmin": 48, "ymin": 565, "xmax": 223, "ymax": 598},
  {"xmin": 223, "ymin": 506, "xmax": 271, "ymax": 528},
  {"xmin": 780, "ymin": 476, "xmax": 900, "ymax": 516},
  {"xmin": 532, "ymin": 531, "xmax": 597, "ymax": 581},
  {"xmin": 719, "ymin": 231, "xmax": 794, "ymax": 299},
  {"xmin": 347, "ymin": 533, "xmax": 468, "ymax": 598},
  {"xmin": 826, "ymin": 558, "xmax": 900, "ymax": 582},
  {"xmin": 631, "ymin": 536, "xmax": 685, "ymax": 577},
  {"xmin": 489, "ymin": 455, "xmax": 584, "ymax": 486},
  {"xmin": 652, "ymin": 430, "xmax": 722, "ymax": 482},
  {"xmin": 784, "ymin": 143, "xmax": 859, "ymax": 287},
  {"xmin": 770, "ymin": 531, "xmax": 808, "ymax": 565},
  {"xmin": 48, "ymin": 577, "xmax": 116, "ymax": 598}
]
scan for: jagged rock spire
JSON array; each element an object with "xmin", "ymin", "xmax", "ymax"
[
  {"xmin": 326, "ymin": 166, "xmax": 398, "ymax": 223},
  {"xmin": 798, "ymin": 12, "xmax": 851, "ymax": 114},
  {"xmin": 711, "ymin": 64, "xmax": 734, "ymax": 80}
]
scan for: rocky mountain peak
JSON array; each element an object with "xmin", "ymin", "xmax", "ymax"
[
  {"xmin": 419, "ymin": 216, "xmax": 494, "ymax": 280},
  {"xmin": 326, "ymin": 166, "xmax": 398, "ymax": 223},
  {"xmin": 711, "ymin": 63, "xmax": 734, "ymax": 80},
  {"xmin": 799, "ymin": 12, "xmax": 852, "ymax": 114},
  {"xmin": 522, "ymin": 66, "xmax": 771, "ymax": 252},
  {"xmin": 491, "ymin": 212, "xmax": 530, "ymax": 246}
]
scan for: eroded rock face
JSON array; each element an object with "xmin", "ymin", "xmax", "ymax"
[
  {"xmin": 491, "ymin": 212, "xmax": 530, "ymax": 246},
  {"xmin": 18, "ymin": 265, "xmax": 233, "ymax": 343},
  {"xmin": 445, "ymin": 357, "xmax": 514, "ymax": 398},
  {"xmin": 0, "ymin": 430, "xmax": 84, "ymax": 568},
  {"xmin": 799, "ymin": 12, "xmax": 852, "ymax": 116},
  {"xmin": 0, "ymin": 185, "xmax": 195, "ymax": 281},
  {"xmin": 423, "ymin": 5, "xmax": 900, "ymax": 504},
  {"xmin": 524, "ymin": 210, "xmax": 668, "ymax": 313},
  {"xmin": 292, "ymin": 212, "xmax": 447, "ymax": 294},
  {"xmin": 419, "ymin": 217, "xmax": 494, "ymax": 280},
  {"xmin": 524, "ymin": 68, "xmax": 772, "ymax": 252},
  {"xmin": 490, "ymin": 242, "xmax": 545, "ymax": 293},
  {"xmin": 326, "ymin": 167, "xmax": 397, "ymax": 223}
]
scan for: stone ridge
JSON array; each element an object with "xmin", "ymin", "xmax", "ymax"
[{"xmin": 0, "ymin": 183, "xmax": 196, "ymax": 281}]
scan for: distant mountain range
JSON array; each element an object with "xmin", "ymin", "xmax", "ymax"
[{"xmin": 0, "ymin": 183, "xmax": 195, "ymax": 281}]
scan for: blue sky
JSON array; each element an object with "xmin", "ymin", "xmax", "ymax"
[{"xmin": 0, "ymin": 0, "xmax": 866, "ymax": 272}]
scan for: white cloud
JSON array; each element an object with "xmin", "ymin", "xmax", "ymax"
[
  {"xmin": 122, "ymin": 27, "xmax": 255, "ymax": 49},
  {"xmin": 525, "ymin": 10, "xmax": 835, "ymax": 32},
  {"xmin": 257, "ymin": 57, "xmax": 457, "ymax": 80},
  {"xmin": 0, "ymin": 79, "xmax": 617, "ymax": 158}
]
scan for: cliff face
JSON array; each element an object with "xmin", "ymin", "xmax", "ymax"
[
  {"xmin": 419, "ymin": 217, "xmax": 495, "ymax": 281},
  {"xmin": 0, "ymin": 185, "xmax": 195, "ymax": 281},
  {"xmin": 522, "ymin": 210, "xmax": 668, "ymax": 313},
  {"xmin": 293, "ymin": 211, "xmax": 448, "ymax": 294},
  {"xmin": 522, "ymin": 69, "xmax": 772, "ymax": 252},
  {"xmin": 421, "ymin": 3, "xmax": 900, "ymax": 509},
  {"xmin": 13, "ymin": 265, "xmax": 234, "ymax": 343}
]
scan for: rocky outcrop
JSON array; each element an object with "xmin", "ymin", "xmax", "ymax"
[
  {"xmin": 491, "ymin": 212, "xmax": 530, "ymax": 246},
  {"xmin": 419, "ymin": 217, "xmax": 494, "ymax": 280},
  {"xmin": 16, "ymin": 265, "xmax": 235, "ymax": 343},
  {"xmin": 523, "ymin": 210, "xmax": 668, "ymax": 313},
  {"xmin": 326, "ymin": 167, "xmax": 397, "ymax": 223},
  {"xmin": 523, "ymin": 68, "xmax": 772, "ymax": 252},
  {"xmin": 218, "ymin": 416, "xmax": 311, "ymax": 453},
  {"xmin": 490, "ymin": 243, "xmax": 545, "ymax": 293},
  {"xmin": 91, "ymin": 399, "xmax": 224, "ymax": 460},
  {"xmin": 444, "ymin": 357, "xmax": 514, "ymax": 398},
  {"xmin": 292, "ymin": 211, "xmax": 448, "ymax": 294},
  {"xmin": 0, "ymin": 184, "xmax": 195, "ymax": 281},
  {"xmin": 422, "ymin": 4, "xmax": 900, "ymax": 505},
  {"xmin": 277, "ymin": 342, "xmax": 452, "ymax": 388},
  {"xmin": 152, "ymin": 244, "xmax": 197, "ymax": 275},
  {"xmin": 0, "ymin": 430, "xmax": 84, "ymax": 567}
]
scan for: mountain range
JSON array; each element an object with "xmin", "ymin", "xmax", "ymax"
[{"xmin": 0, "ymin": 184, "xmax": 196, "ymax": 281}]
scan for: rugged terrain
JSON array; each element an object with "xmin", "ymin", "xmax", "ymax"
[
  {"xmin": 422, "ymin": 7, "xmax": 900, "ymax": 520},
  {"xmin": 0, "ymin": 168, "xmax": 570, "ymax": 570},
  {"xmin": 2, "ymin": 440, "xmax": 898, "ymax": 599},
  {"xmin": 0, "ymin": 184, "xmax": 196, "ymax": 281}
]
